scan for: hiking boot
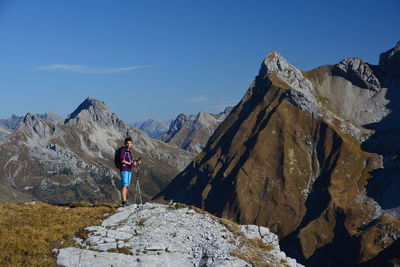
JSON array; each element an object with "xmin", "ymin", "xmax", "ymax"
[{"xmin": 121, "ymin": 201, "xmax": 130, "ymax": 207}]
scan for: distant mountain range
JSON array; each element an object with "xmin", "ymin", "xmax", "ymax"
[
  {"xmin": 130, "ymin": 119, "xmax": 172, "ymax": 139},
  {"xmin": 0, "ymin": 112, "xmax": 63, "ymax": 141},
  {"xmin": 0, "ymin": 111, "xmax": 63, "ymax": 129},
  {"xmin": 160, "ymin": 107, "xmax": 233, "ymax": 154},
  {"xmin": 0, "ymin": 97, "xmax": 193, "ymax": 203},
  {"xmin": 0, "ymin": 100, "xmax": 232, "ymax": 203},
  {"xmin": 155, "ymin": 41, "xmax": 400, "ymax": 266},
  {"xmin": 131, "ymin": 108, "xmax": 232, "ymax": 154}
]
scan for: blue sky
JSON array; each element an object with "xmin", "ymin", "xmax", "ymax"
[{"xmin": 0, "ymin": 0, "xmax": 399, "ymax": 122}]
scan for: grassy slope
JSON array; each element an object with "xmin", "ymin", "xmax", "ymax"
[{"xmin": 0, "ymin": 202, "xmax": 116, "ymax": 266}]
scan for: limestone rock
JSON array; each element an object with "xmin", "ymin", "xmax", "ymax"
[
  {"xmin": 335, "ymin": 57, "xmax": 381, "ymax": 91},
  {"xmin": 57, "ymin": 203, "xmax": 302, "ymax": 267}
]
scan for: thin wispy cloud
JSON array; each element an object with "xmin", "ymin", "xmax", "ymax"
[
  {"xmin": 185, "ymin": 97, "xmax": 208, "ymax": 103},
  {"xmin": 32, "ymin": 64, "xmax": 152, "ymax": 74}
]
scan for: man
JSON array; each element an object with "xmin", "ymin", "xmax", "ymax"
[{"xmin": 119, "ymin": 137, "xmax": 141, "ymax": 207}]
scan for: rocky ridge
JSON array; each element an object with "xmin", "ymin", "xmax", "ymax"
[
  {"xmin": 162, "ymin": 107, "xmax": 232, "ymax": 154},
  {"xmin": 0, "ymin": 112, "xmax": 62, "ymax": 130},
  {"xmin": 57, "ymin": 202, "xmax": 302, "ymax": 267},
  {"xmin": 154, "ymin": 42, "xmax": 400, "ymax": 266},
  {"xmin": 0, "ymin": 112, "xmax": 63, "ymax": 141}
]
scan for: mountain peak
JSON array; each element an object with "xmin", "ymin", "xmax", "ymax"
[
  {"xmin": 22, "ymin": 112, "xmax": 41, "ymax": 126},
  {"xmin": 335, "ymin": 57, "xmax": 381, "ymax": 91},
  {"xmin": 262, "ymin": 51, "xmax": 314, "ymax": 94},
  {"xmin": 64, "ymin": 97, "xmax": 124, "ymax": 127},
  {"xmin": 261, "ymin": 51, "xmax": 319, "ymax": 117},
  {"xmin": 18, "ymin": 112, "xmax": 52, "ymax": 141},
  {"xmin": 263, "ymin": 50, "xmax": 288, "ymax": 73},
  {"xmin": 72, "ymin": 97, "xmax": 108, "ymax": 114},
  {"xmin": 379, "ymin": 41, "xmax": 400, "ymax": 76}
]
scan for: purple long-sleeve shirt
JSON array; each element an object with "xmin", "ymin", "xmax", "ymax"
[{"xmin": 119, "ymin": 147, "xmax": 133, "ymax": 172}]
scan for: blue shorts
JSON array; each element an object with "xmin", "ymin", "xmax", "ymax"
[{"xmin": 120, "ymin": 171, "xmax": 132, "ymax": 187}]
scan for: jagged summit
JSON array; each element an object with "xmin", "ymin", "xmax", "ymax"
[
  {"xmin": 0, "ymin": 112, "xmax": 63, "ymax": 142},
  {"xmin": 17, "ymin": 112, "xmax": 53, "ymax": 142},
  {"xmin": 380, "ymin": 40, "xmax": 400, "ymax": 76},
  {"xmin": 65, "ymin": 97, "xmax": 107, "ymax": 121},
  {"xmin": 261, "ymin": 50, "xmax": 320, "ymax": 117},
  {"xmin": 262, "ymin": 51, "xmax": 313, "ymax": 94},
  {"xmin": 335, "ymin": 57, "xmax": 381, "ymax": 91},
  {"xmin": 260, "ymin": 45, "xmax": 399, "ymax": 131},
  {"xmin": 64, "ymin": 97, "xmax": 125, "ymax": 128},
  {"xmin": 22, "ymin": 113, "xmax": 42, "ymax": 126}
]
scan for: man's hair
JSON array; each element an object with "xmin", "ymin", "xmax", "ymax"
[{"xmin": 124, "ymin": 137, "xmax": 132, "ymax": 144}]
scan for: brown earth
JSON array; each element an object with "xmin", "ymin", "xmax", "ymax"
[{"xmin": 154, "ymin": 52, "xmax": 400, "ymax": 266}]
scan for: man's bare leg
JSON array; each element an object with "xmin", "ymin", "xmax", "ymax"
[{"xmin": 121, "ymin": 186, "xmax": 128, "ymax": 202}]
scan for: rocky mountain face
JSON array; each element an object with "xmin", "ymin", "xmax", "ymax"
[
  {"xmin": 0, "ymin": 112, "xmax": 63, "ymax": 141},
  {"xmin": 161, "ymin": 107, "xmax": 232, "ymax": 154},
  {"xmin": 154, "ymin": 42, "xmax": 400, "ymax": 266},
  {"xmin": 131, "ymin": 119, "xmax": 171, "ymax": 139},
  {"xmin": 57, "ymin": 202, "xmax": 302, "ymax": 267},
  {"xmin": 0, "ymin": 97, "xmax": 193, "ymax": 203}
]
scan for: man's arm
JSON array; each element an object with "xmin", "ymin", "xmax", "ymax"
[{"xmin": 120, "ymin": 148, "xmax": 133, "ymax": 165}]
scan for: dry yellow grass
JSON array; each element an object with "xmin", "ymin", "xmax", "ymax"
[{"xmin": 0, "ymin": 202, "xmax": 117, "ymax": 266}]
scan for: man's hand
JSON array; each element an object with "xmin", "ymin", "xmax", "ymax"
[
  {"xmin": 134, "ymin": 157, "xmax": 142, "ymax": 166},
  {"xmin": 131, "ymin": 160, "xmax": 141, "ymax": 166}
]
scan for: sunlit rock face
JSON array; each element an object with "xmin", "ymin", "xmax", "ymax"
[{"xmin": 154, "ymin": 42, "xmax": 400, "ymax": 266}]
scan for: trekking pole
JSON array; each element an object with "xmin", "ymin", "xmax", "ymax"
[{"xmin": 134, "ymin": 165, "xmax": 143, "ymax": 205}]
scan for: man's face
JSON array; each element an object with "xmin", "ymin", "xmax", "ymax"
[{"xmin": 125, "ymin": 141, "xmax": 133, "ymax": 149}]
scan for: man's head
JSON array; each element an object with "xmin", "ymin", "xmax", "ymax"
[{"xmin": 124, "ymin": 137, "xmax": 133, "ymax": 149}]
